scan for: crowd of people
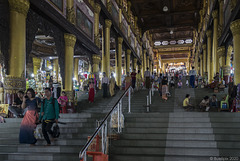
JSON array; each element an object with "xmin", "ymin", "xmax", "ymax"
[{"xmin": 7, "ymin": 88, "xmax": 68, "ymax": 146}]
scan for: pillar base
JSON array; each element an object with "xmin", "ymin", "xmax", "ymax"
[
  {"xmin": 223, "ymin": 66, "xmax": 231, "ymax": 84},
  {"xmin": 3, "ymin": 76, "xmax": 26, "ymax": 104},
  {"xmin": 64, "ymin": 90, "xmax": 75, "ymax": 113}
]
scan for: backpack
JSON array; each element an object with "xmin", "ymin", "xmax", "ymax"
[{"xmin": 42, "ymin": 98, "xmax": 60, "ymax": 117}]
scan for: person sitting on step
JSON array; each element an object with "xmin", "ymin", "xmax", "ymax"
[
  {"xmin": 199, "ymin": 96, "xmax": 210, "ymax": 112},
  {"xmin": 210, "ymin": 94, "xmax": 218, "ymax": 109},
  {"xmin": 183, "ymin": 94, "xmax": 194, "ymax": 111}
]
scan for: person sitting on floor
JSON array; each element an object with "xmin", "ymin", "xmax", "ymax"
[
  {"xmin": 210, "ymin": 94, "xmax": 218, "ymax": 108},
  {"xmin": 183, "ymin": 94, "xmax": 194, "ymax": 111},
  {"xmin": 199, "ymin": 96, "xmax": 210, "ymax": 112}
]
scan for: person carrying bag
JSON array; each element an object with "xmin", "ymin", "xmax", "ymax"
[{"xmin": 39, "ymin": 88, "xmax": 59, "ymax": 146}]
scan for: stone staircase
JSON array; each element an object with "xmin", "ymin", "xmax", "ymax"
[
  {"xmin": 109, "ymin": 84, "xmax": 240, "ymax": 161},
  {"xmin": 0, "ymin": 90, "xmax": 128, "ymax": 161}
]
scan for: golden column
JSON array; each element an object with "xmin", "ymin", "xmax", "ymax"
[
  {"xmin": 8, "ymin": 0, "xmax": 29, "ymax": 78},
  {"xmin": 53, "ymin": 59, "xmax": 59, "ymax": 83},
  {"xmin": 202, "ymin": 44, "xmax": 207, "ymax": 73},
  {"xmin": 74, "ymin": 58, "xmax": 79, "ymax": 80},
  {"xmin": 104, "ymin": 19, "xmax": 112, "ymax": 77},
  {"xmin": 194, "ymin": 50, "xmax": 199, "ymax": 74},
  {"xmin": 66, "ymin": 0, "xmax": 75, "ymax": 24},
  {"xmin": 4, "ymin": 0, "xmax": 30, "ymax": 104},
  {"xmin": 116, "ymin": 37, "xmax": 123, "ymax": 86},
  {"xmin": 33, "ymin": 57, "xmax": 42, "ymax": 77},
  {"xmin": 126, "ymin": 49, "xmax": 131, "ymax": 73},
  {"xmin": 200, "ymin": 54, "xmax": 203, "ymax": 76},
  {"xmin": 217, "ymin": 46, "xmax": 225, "ymax": 69},
  {"xmin": 212, "ymin": 10, "xmax": 219, "ymax": 75},
  {"xmin": 218, "ymin": 0, "xmax": 224, "ymax": 34},
  {"xmin": 94, "ymin": 3, "xmax": 101, "ymax": 48},
  {"xmin": 206, "ymin": 30, "xmax": 212, "ymax": 83},
  {"xmin": 92, "ymin": 54, "xmax": 101, "ymax": 73},
  {"xmin": 141, "ymin": 55, "xmax": 144, "ymax": 77},
  {"xmin": 143, "ymin": 49, "xmax": 147, "ymax": 71},
  {"xmin": 217, "ymin": 46, "xmax": 225, "ymax": 82},
  {"xmin": 230, "ymin": 19, "xmax": 240, "ymax": 85},
  {"xmin": 223, "ymin": 45, "xmax": 232, "ymax": 83},
  {"xmin": 207, "ymin": 0, "xmax": 210, "ymax": 15},
  {"xmin": 147, "ymin": 55, "xmax": 149, "ymax": 69},
  {"xmin": 133, "ymin": 58, "xmax": 137, "ymax": 71},
  {"xmin": 64, "ymin": 33, "xmax": 76, "ymax": 102}
]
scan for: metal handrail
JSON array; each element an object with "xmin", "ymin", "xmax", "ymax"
[{"xmin": 79, "ymin": 85, "xmax": 133, "ymax": 159}]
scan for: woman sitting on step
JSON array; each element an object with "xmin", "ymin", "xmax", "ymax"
[{"xmin": 183, "ymin": 94, "xmax": 194, "ymax": 111}]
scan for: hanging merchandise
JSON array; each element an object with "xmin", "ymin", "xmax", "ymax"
[
  {"xmin": 28, "ymin": 79, "xmax": 36, "ymax": 89},
  {"xmin": 26, "ymin": 79, "xmax": 29, "ymax": 90}
]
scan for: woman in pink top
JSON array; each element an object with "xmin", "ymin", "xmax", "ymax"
[{"xmin": 58, "ymin": 91, "xmax": 68, "ymax": 113}]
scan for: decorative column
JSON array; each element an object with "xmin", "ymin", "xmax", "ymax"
[
  {"xmin": 223, "ymin": 45, "xmax": 232, "ymax": 84},
  {"xmin": 74, "ymin": 58, "xmax": 79, "ymax": 81},
  {"xmin": 212, "ymin": 10, "xmax": 218, "ymax": 75},
  {"xmin": 230, "ymin": 19, "xmax": 240, "ymax": 85},
  {"xmin": 133, "ymin": 58, "xmax": 137, "ymax": 71},
  {"xmin": 200, "ymin": 54, "xmax": 203, "ymax": 76},
  {"xmin": 66, "ymin": 0, "xmax": 75, "ymax": 24},
  {"xmin": 143, "ymin": 49, "xmax": 147, "ymax": 71},
  {"xmin": 206, "ymin": 30, "xmax": 212, "ymax": 83},
  {"xmin": 202, "ymin": 44, "xmax": 207, "ymax": 73},
  {"xmin": 141, "ymin": 55, "xmax": 144, "ymax": 78},
  {"xmin": 64, "ymin": 33, "xmax": 76, "ymax": 102},
  {"xmin": 116, "ymin": 37, "xmax": 123, "ymax": 86},
  {"xmin": 218, "ymin": 0, "xmax": 224, "ymax": 35},
  {"xmin": 4, "ymin": 0, "xmax": 30, "ymax": 104},
  {"xmin": 33, "ymin": 57, "xmax": 42, "ymax": 78},
  {"xmin": 119, "ymin": 1, "xmax": 122, "ymax": 29},
  {"xmin": 194, "ymin": 50, "xmax": 199, "ymax": 74},
  {"xmin": 126, "ymin": 49, "xmax": 131, "ymax": 73},
  {"xmin": 106, "ymin": 0, "xmax": 111, "ymax": 13},
  {"xmin": 53, "ymin": 59, "xmax": 59, "ymax": 83},
  {"xmin": 94, "ymin": 3, "xmax": 101, "ymax": 48},
  {"xmin": 147, "ymin": 55, "xmax": 149, "ymax": 69},
  {"xmin": 217, "ymin": 46, "xmax": 225, "ymax": 82},
  {"xmin": 104, "ymin": 19, "xmax": 112, "ymax": 77}
]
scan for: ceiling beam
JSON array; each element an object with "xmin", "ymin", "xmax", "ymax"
[
  {"xmin": 157, "ymin": 50, "xmax": 190, "ymax": 55},
  {"xmin": 161, "ymin": 58, "xmax": 188, "ymax": 63},
  {"xmin": 143, "ymin": 23, "xmax": 197, "ymax": 31},
  {"xmin": 140, "ymin": 10, "xmax": 198, "ymax": 17}
]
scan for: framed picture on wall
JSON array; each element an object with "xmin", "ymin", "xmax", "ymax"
[
  {"xmin": 49, "ymin": 0, "xmax": 63, "ymax": 12},
  {"xmin": 76, "ymin": 7, "xmax": 93, "ymax": 38}
]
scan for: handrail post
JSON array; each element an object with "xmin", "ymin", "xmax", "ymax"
[
  {"xmin": 128, "ymin": 87, "xmax": 131, "ymax": 113},
  {"xmin": 83, "ymin": 151, "xmax": 86, "ymax": 161},
  {"xmin": 104, "ymin": 122, "xmax": 107, "ymax": 154},
  {"xmin": 101, "ymin": 125, "xmax": 105, "ymax": 154},
  {"xmin": 120, "ymin": 99, "xmax": 122, "ymax": 133},
  {"xmin": 146, "ymin": 95, "xmax": 149, "ymax": 112},
  {"xmin": 152, "ymin": 84, "xmax": 154, "ymax": 96},
  {"xmin": 149, "ymin": 89, "xmax": 152, "ymax": 105},
  {"xmin": 117, "ymin": 103, "xmax": 120, "ymax": 133}
]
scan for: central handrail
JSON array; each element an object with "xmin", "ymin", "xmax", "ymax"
[{"xmin": 79, "ymin": 85, "xmax": 133, "ymax": 159}]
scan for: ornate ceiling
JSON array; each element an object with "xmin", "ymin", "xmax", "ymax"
[{"xmin": 131, "ymin": 0, "xmax": 202, "ymax": 62}]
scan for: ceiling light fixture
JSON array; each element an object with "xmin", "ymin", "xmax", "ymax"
[
  {"xmin": 170, "ymin": 30, "xmax": 173, "ymax": 34},
  {"xmin": 163, "ymin": 6, "xmax": 168, "ymax": 12}
]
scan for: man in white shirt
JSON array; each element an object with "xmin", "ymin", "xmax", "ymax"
[
  {"xmin": 102, "ymin": 72, "xmax": 109, "ymax": 98},
  {"xmin": 144, "ymin": 67, "xmax": 151, "ymax": 89},
  {"xmin": 189, "ymin": 67, "xmax": 197, "ymax": 88}
]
